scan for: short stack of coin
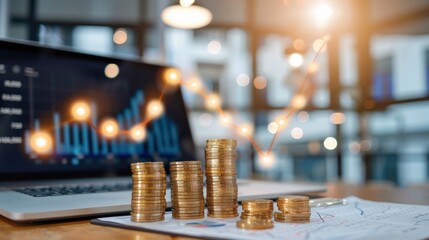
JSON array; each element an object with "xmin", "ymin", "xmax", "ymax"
[
  {"xmin": 130, "ymin": 162, "xmax": 166, "ymax": 222},
  {"xmin": 170, "ymin": 161, "xmax": 205, "ymax": 219},
  {"xmin": 205, "ymin": 139, "xmax": 238, "ymax": 218},
  {"xmin": 236, "ymin": 199, "xmax": 274, "ymax": 230},
  {"xmin": 274, "ymin": 195, "xmax": 311, "ymax": 223}
]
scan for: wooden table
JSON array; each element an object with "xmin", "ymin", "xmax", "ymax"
[{"xmin": 1, "ymin": 182, "xmax": 428, "ymax": 240}]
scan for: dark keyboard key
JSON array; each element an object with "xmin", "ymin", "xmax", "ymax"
[{"xmin": 12, "ymin": 182, "xmax": 133, "ymax": 197}]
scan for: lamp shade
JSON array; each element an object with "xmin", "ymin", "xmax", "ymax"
[{"xmin": 161, "ymin": 4, "xmax": 212, "ymax": 29}]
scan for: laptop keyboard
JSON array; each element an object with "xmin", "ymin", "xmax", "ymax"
[{"xmin": 12, "ymin": 183, "xmax": 133, "ymax": 197}]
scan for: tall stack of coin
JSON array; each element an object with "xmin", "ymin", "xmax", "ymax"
[
  {"xmin": 170, "ymin": 161, "xmax": 205, "ymax": 219},
  {"xmin": 205, "ymin": 139, "xmax": 238, "ymax": 218},
  {"xmin": 130, "ymin": 162, "xmax": 166, "ymax": 222},
  {"xmin": 236, "ymin": 199, "xmax": 274, "ymax": 229},
  {"xmin": 274, "ymin": 195, "xmax": 311, "ymax": 223}
]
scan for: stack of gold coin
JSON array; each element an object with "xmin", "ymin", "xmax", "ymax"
[
  {"xmin": 236, "ymin": 199, "xmax": 274, "ymax": 229},
  {"xmin": 170, "ymin": 161, "xmax": 204, "ymax": 219},
  {"xmin": 274, "ymin": 195, "xmax": 310, "ymax": 223},
  {"xmin": 130, "ymin": 162, "xmax": 166, "ymax": 222},
  {"xmin": 205, "ymin": 139, "xmax": 238, "ymax": 218}
]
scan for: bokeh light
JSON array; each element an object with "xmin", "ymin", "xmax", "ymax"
[
  {"xmin": 70, "ymin": 101, "xmax": 91, "ymax": 121},
  {"xmin": 253, "ymin": 76, "xmax": 267, "ymax": 90},
  {"xmin": 267, "ymin": 122, "xmax": 279, "ymax": 134},
  {"xmin": 309, "ymin": 62, "xmax": 319, "ymax": 73},
  {"xmin": 30, "ymin": 131, "xmax": 53, "ymax": 154},
  {"xmin": 308, "ymin": 141, "xmax": 321, "ymax": 154},
  {"xmin": 205, "ymin": 94, "xmax": 221, "ymax": 110},
  {"xmin": 113, "ymin": 28, "xmax": 127, "ymax": 45},
  {"xmin": 297, "ymin": 111, "xmax": 310, "ymax": 123},
  {"xmin": 236, "ymin": 74, "xmax": 250, "ymax": 87},
  {"xmin": 313, "ymin": 3, "xmax": 333, "ymax": 28},
  {"xmin": 180, "ymin": 0, "xmax": 195, "ymax": 7},
  {"xmin": 291, "ymin": 127, "xmax": 304, "ymax": 139},
  {"xmin": 100, "ymin": 119, "xmax": 119, "ymax": 139},
  {"xmin": 324, "ymin": 137, "xmax": 337, "ymax": 150},
  {"xmin": 130, "ymin": 125, "xmax": 146, "ymax": 142},
  {"xmin": 290, "ymin": 94, "xmax": 307, "ymax": 109},
  {"xmin": 220, "ymin": 113, "xmax": 232, "ymax": 125},
  {"xmin": 258, "ymin": 152, "xmax": 276, "ymax": 169},
  {"xmin": 239, "ymin": 123, "xmax": 254, "ymax": 137},
  {"xmin": 313, "ymin": 39, "xmax": 328, "ymax": 53},
  {"xmin": 275, "ymin": 115, "xmax": 289, "ymax": 130},
  {"xmin": 289, "ymin": 53, "xmax": 304, "ymax": 68},
  {"xmin": 329, "ymin": 112, "xmax": 346, "ymax": 125},
  {"xmin": 207, "ymin": 40, "xmax": 221, "ymax": 55},
  {"xmin": 104, "ymin": 63, "xmax": 120, "ymax": 78},
  {"xmin": 187, "ymin": 77, "xmax": 202, "ymax": 92},
  {"xmin": 146, "ymin": 100, "xmax": 165, "ymax": 119},
  {"xmin": 348, "ymin": 141, "xmax": 361, "ymax": 153},
  {"xmin": 163, "ymin": 68, "xmax": 181, "ymax": 85},
  {"xmin": 293, "ymin": 39, "xmax": 306, "ymax": 51}
]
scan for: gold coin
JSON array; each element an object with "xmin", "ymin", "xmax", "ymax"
[
  {"xmin": 236, "ymin": 219, "xmax": 274, "ymax": 230},
  {"xmin": 277, "ymin": 195, "xmax": 309, "ymax": 202},
  {"xmin": 242, "ymin": 199, "xmax": 273, "ymax": 206},
  {"xmin": 240, "ymin": 215, "xmax": 273, "ymax": 221},
  {"xmin": 170, "ymin": 160, "xmax": 201, "ymax": 164},
  {"xmin": 241, "ymin": 213, "xmax": 273, "ymax": 219},
  {"xmin": 208, "ymin": 212, "xmax": 239, "ymax": 218}
]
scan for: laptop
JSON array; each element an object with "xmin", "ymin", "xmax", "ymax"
[{"xmin": 0, "ymin": 39, "xmax": 325, "ymax": 222}]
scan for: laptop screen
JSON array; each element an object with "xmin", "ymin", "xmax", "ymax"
[{"xmin": 0, "ymin": 40, "xmax": 195, "ymax": 180}]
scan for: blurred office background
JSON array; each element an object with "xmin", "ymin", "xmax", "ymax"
[{"xmin": 1, "ymin": 0, "xmax": 429, "ymax": 186}]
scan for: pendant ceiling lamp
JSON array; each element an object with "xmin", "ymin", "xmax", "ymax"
[{"xmin": 161, "ymin": 0, "xmax": 212, "ymax": 29}]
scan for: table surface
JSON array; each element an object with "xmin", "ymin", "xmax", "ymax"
[{"xmin": 1, "ymin": 181, "xmax": 429, "ymax": 240}]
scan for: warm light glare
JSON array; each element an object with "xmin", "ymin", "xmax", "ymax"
[
  {"xmin": 30, "ymin": 131, "xmax": 53, "ymax": 154},
  {"xmin": 329, "ymin": 112, "xmax": 346, "ymax": 125},
  {"xmin": 104, "ymin": 63, "xmax": 119, "ymax": 78},
  {"xmin": 180, "ymin": 0, "xmax": 195, "ymax": 7},
  {"xmin": 207, "ymin": 40, "xmax": 222, "ymax": 55},
  {"xmin": 309, "ymin": 62, "xmax": 319, "ymax": 73},
  {"xmin": 313, "ymin": 39, "xmax": 327, "ymax": 53},
  {"xmin": 291, "ymin": 127, "xmax": 304, "ymax": 139},
  {"xmin": 275, "ymin": 116, "xmax": 288, "ymax": 128},
  {"xmin": 187, "ymin": 77, "xmax": 202, "ymax": 92},
  {"xmin": 293, "ymin": 39, "xmax": 306, "ymax": 51},
  {"xmin": 253, "ymin": 76, "xmax": 267, "ymax": 90},
  {"xmin": 164, "ymin": 68, "xmax": 181, "ymax": 85},
  {"xmin": 291, "ymin": 95, "xmax": 307, "ymax": 109},
  {"xmin": 205, "ymin": 94, "xmax": 221, "ymax": 110},
  {"xmin": 236, "ymin": 74, "xmax": 250, "ymax": 87},
  {"xmin": 239, "ymin": 123, "xmax": 253, "ymax": 137},
  {"xmin": 324, "ymin": 137, "xmax": 337, "ymax": 150},
  {"xmin": 313, "ymin": 3, "xmax": 333, "ymax": 28},
  {"xmin": 70, "ymin": 101, "xmax": 91, "ymax": 121},
  {"xmin": 113, "ymin": 28, "xmax": 127, "ymax": 45},
  {"xmin": 258, "ymin": 152, "xmax": 276, "ymax": 169},
  {"xmin": 161, "ymin": 5, "xmax": 212, "ymax": 29},
  {"xmin": 130, "ymin": 125, "xmax": 146, "ymax": 142},
  {"xmin": 289, "ymin": 53, "xmax": 304, "ymax": 68},
  {"xmin": 220, "ymin": 113, "xmax": 232, "ymax": 125},
  {"xmin": 147, "ymin": 100, "xmax": 165, "ymax": 119},
  {"xmin": 100, "ymin": 119, "xmax": 119, "ymax": 139}
]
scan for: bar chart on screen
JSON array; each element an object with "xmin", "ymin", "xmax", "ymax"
[{"xmin": 24, "ymin": 89, "xmax": 181, "ymax": 159}]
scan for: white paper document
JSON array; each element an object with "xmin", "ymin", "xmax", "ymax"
[{"xmin": 94, "ymin": 197, "xmax": 429, "ymax": 240}]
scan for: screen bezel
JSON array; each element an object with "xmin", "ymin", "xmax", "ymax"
[{"xmin": 0, "ymin": 39, "xmax": 195, "ymax": 181}]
